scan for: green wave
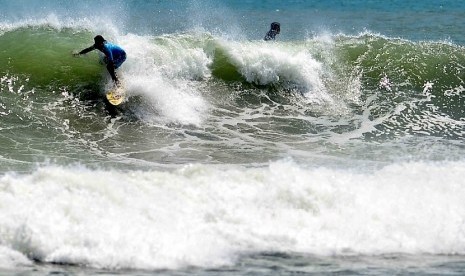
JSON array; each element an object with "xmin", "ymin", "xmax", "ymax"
[
  {"xmin": 334, "ymin": 34, "xmax": 465, "ymax": 121},
  {"xmin": 337, "ymin": 34, "xmax": 465, "ymax": 89},
  {"xmin": 210, "ymin": 46, "xmax": 243, "ymax": 82},
  {"xmin": 0, "ymin": 27, "xmax": 462, "ymax": 146},
  {"xmin": 0, "ymin": 26, "xmax": 102, "ymax": 88},
  {"xmin": 1, "ymin": 27, "xmax": 464, "ymax": 128},
  {"xmin": 4, "ymin": 28, "xmax": 464, "ymax": 94}
]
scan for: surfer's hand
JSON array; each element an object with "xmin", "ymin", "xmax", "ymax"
[{"xmin": 72, "ymin": 51, "xmax": 80, "ymax": 57}]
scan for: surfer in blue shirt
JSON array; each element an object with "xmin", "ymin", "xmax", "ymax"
[
  {"xmin": 74, "ymin": 35, "xmax": 126, "ymax": 85},
  {"xmin": 264, "ymin": 22, "xmax": 280, "ymax": 41}
]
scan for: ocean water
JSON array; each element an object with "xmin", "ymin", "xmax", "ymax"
[{"xmin": 1, "ymin": 0, "xmax": 465, "ymax": 275}]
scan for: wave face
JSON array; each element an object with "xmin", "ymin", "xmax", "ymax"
[
  {"xmin": 1, "ymin": 0, "xmax": 465, "ymax": 273},
  {"xmin": 1, "ymin": 26, "xmax": 463, "ymax": 163}
]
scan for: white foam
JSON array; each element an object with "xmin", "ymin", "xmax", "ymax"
[
  {"xmin": 219, "ymin": 40, "xmax": 332, "ymax": 104},
  {"xmin": 117, "ymin": 34, "xmax": 210, "ymax": 125},
  {"xmin": 1, "ymin": 161, "xmax": 465, "ymax": 270},
  {"xmin": 0, "ymin": 246, "xmax": 31, "ymax": 268}
]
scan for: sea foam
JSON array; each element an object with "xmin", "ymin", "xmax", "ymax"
[{"xmin": 1, "ymin": 160, "xmax": 464, "ymax": 270}]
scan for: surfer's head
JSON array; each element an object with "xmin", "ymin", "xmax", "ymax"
[
  {"xmin": 93, "ymin": 35, "xmax": 106, "ymax": 48},
  {"xmin": 270, "ymin": 22, "xmax": 280, "ymax": 33}
]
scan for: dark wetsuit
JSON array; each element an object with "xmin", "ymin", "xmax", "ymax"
[
  {"xmin": 264, "ymin": 30, "xmax": 279, "ymax": 41},
  {"xmin": 264, "ymin": 22, "xmax": 281, "ymax": 41}
]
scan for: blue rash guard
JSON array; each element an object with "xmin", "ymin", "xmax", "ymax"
[
  {"xmin": 101, "ymin": 42, "xmax": 126, "ymax": 69},
  {"xmin": 77, "ymin": 38, "xmax": 127, "ymax": 83}
]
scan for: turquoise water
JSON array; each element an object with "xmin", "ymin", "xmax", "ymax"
[
  {"xmin": 3, "ymin": 0, "xmax": 465, "ymax": 42},
  {"xmin": 0, "ymin": 0, "xmax": 465, "ymax": 275}
]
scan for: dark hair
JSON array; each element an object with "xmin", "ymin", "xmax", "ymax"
[
  {"xmin": 94, "ymin": 35, "xmax": 106, "ymax": 44},
  {"xmin": 271, "ymin": 22, "xmax": 280, "ymax": 31}
]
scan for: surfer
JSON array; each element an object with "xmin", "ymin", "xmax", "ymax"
[
  {"xmin": 74, "ymin": 35, "xmax": 126, "ymax": 85},
  {"xmin": 264, "ymin": 22, "xmax": 281, "ymax": 41}
]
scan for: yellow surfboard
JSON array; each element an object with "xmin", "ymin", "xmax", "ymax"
[{"xmin": 106, "ymin": 84, "xmax": 126, "ymax": 106}]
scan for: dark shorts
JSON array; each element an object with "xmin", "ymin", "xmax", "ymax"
[
  {"xmin": 103, "ymin": 52, "xmax": 126, "ymax": 69},
  {"xmin": 113, "ymin": 52, "xmax": 126, "ymax": 69}
]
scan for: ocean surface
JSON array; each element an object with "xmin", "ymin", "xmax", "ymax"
[{"xmin": 1, "ymin": 0, "xmax": 465, "ymax": 275}]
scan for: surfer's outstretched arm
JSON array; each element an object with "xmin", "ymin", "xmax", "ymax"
[{"xmin": 74, "ymin": 45, "xmax": 95, "ymax": 56}]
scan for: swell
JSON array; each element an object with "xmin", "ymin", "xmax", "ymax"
[
  {"xmin": 1, "ymin": 26, "xmax": 464, "ymax": 140},
  {"xmin": 3, "ymin": 27, "xmax": 464, "ymax": 98},
  {"xmin": 334, "ymin": 34, "xmax": 465, "ymax": 138}
]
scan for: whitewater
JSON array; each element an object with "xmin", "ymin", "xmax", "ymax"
[{"xmin": 1, "ymin": 0, "xmax": 465, "ymax": 275}]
